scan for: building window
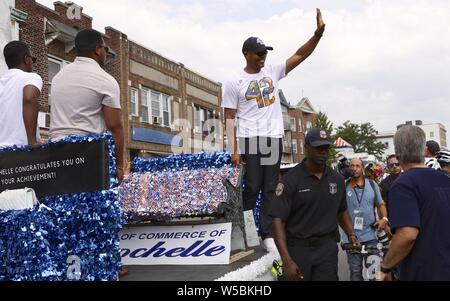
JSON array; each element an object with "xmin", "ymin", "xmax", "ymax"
[
  {"xmin": 299, "ymin": 139, "xmax": 304, "ymax": 154},
  {"xmin": 194, "ymin": 105, "xmax": 215, "ymax": 135},
  {"xmin": 385, "ymin": 142, "xmax": 389, "ymax": 148},
  {"xmin": 141, "ymin": 87, "xmax": 171, "ymax": 126},
  {"xmin": 292, "ymin": 139, "xmax": 298, "ymax": 154},
  {"xmin": 48, "ymin": 56, "xmax": 69, "ymax": 104},
  {"xmin": 290, "ymin": 117, "xmax": 296, "ymax": 131},
  {"xmin": 162, "ymin": 95, "xmax": 170, "ymax": 127},
  {"xmin": 141, "ymin": 88, "xmax": 150, "ymax": 123},
  {"xmin": 283, "ymin": 136, "xmax": 288, "ymax": 152},
  {"xmin": 151, "ymin": 91, "xmax": 160, "ymax": 120},
  {"xmin": 130, "ymin": 88, "xmax": 138, "ymax": 116},
  {"xmin": 306, "ymin": 121, "xmax": 313, "ymax": 130},
  {"xmin": 48, "ymin": 58, "xmax": 63, "ymax": 87},
  {"xmin": 430, "ymin": 132, "xmax": 434, "ymax": 138},
  {"xmin": 194, "ymin": 106, "xmax": 203, "ymax": 133},
  {"xmin": 298, "ymin": 118, "xmax": 303, "ymax": 132},
  {"xmin": 206, "ymin": 110, "xmax": 215, "ymax": 136}
]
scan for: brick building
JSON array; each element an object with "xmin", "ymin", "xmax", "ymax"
[
  {"xmin": 126, "ymin": 41, "xmax": 222, "ymax": 159},
  {"xmin": 279, "ymin": 90, "xmax": 293, "ymax": 164},
  {"xmin": 278, "ymin": 90, "xmax": 318, "ymax": 164},
  {"xmin": 16, "ymin": 0, "xmax": 223, "ymax": 164},
  {"xmin": 288, "ymin": 97, "xmax": 317, "ymax": 163}
]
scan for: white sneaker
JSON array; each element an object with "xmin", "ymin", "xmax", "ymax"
[{"xmin": 263, "ymin": 238, "xmax": 278, "ymax": 253}]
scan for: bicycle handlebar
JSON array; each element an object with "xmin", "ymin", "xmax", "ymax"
[{"xmin": 341, "ymin": 243, "xmax": 389, "ymax": 253}]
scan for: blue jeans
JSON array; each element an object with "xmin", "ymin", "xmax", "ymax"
[{"xmin": 346, "ymin": 239, "xmax": 381, "ymax": 281}]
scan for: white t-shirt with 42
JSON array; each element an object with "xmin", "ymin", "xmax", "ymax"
[
  {"xmin": 222, "ymin": 62, "xmax": 286, "ymax": 138},
  {"xmin": 0, "ymin": 69, "xmax": 43, "ymax": 147}
]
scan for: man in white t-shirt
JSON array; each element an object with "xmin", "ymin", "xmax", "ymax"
[
  {"xmin": 222, "ymin": 8, "xmax": 326, "ymax": 251},
  {"xmin": 0, "ymin": 41, "xmax": 42, "ymax": 148}
]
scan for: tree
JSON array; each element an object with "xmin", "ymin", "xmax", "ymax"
[
  {"xmin": 335, "ymin": 121, "xmax": 387, "ymax": 160},
  {"xmin": 313, "ymin": 111, "xmax": 337, "ymax": 164},
  {"xmin": 313, "ymin": 111, "xmax": 333, "ymax": 134}
]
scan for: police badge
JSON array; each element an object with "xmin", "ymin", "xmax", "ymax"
[
  {"xmin": 329, "ymin": 183, "xmax": 337, "ymax": 195},
  {"xmin": 276, "ymin": 183, "xmax": 284, "ymax": 197}
]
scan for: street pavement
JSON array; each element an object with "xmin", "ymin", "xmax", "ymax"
[{"xmin": 121, "ymin": 243, "xmax": 351, "ymax": 281}]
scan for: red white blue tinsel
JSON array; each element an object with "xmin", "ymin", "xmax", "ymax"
[{"xmin": 120, "ymin": 153, "xmax": 240, "ymax": 222}]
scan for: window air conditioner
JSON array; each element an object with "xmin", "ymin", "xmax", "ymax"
[{"xmin": 153, "ymin": 116, "xmax": 162, "ymax": 125}]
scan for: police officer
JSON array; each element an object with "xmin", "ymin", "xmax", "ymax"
[{"xmin": 270, "ymin": 128, "xmax": 358, "ymax": 281}]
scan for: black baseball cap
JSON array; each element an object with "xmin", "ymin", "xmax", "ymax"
[
  {"xmin": 242, "ymin": 37, "xmax": 274, "ymax": 54},
  {"xmin": 305, "ymin": 128, "xmax": 332, "ymax": 147}
]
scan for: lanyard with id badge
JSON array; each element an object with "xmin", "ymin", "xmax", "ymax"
[{"xmin": 353, "ymin": 186, "xmax": 365, "ymax": 231}]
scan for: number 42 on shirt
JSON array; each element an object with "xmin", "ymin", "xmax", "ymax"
[{"xmin": 245, "ymin": 77, "xmax": 275, "ymax": 109}]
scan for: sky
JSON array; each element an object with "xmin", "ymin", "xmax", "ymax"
[{"xmin": 38, "ymin": 0, "xmax": 450, "ymax": 136}]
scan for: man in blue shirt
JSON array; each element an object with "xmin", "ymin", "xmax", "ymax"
[
  {"xmin": 342, "ymin": 158, "xmax": 389, "ymax": 281},
  {"xmin": 380, "ymin": 126, "xmax": 450, "ymax": 281}
]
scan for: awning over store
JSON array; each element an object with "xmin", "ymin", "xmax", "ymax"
[{"xmin": 132, "ymin": 127, "xmax": 183, "ymax": 147}]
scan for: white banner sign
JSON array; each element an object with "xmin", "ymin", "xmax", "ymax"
[{"xmin": 120, "ymin": 223, "xmax": 232, "ymax": 265}]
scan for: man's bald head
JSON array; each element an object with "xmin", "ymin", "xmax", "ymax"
[{"xmin": 350, "ymin": 158, "xmax": 364, "ymax": 178}]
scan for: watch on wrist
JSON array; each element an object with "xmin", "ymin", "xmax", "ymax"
[{"xmin": 380, "ymin": 264, "xmax": 394, "ymax": 274}]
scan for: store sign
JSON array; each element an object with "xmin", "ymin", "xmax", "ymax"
[{"xmin": 120, "ymin": 223, "xmax": 232, "ymax": 265}]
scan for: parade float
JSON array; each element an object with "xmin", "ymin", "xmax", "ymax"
[
  {"xmin": 118, "ymin": 152, "xmax": 265, "ymax": 267},
  {"xmin": 0, "ymin": 133, "xmax": 276, "ymax": 280}
]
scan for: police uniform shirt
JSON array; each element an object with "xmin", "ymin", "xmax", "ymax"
[{"xmin": 269, "ymin": 161, "xmax": 347, "ymax": 240}]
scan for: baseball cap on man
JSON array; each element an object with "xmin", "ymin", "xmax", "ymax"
[
  {"xmin": 242, "ymin": 37, "xmax": 274, "ymax": 54},
  {"xmin": 305, "ymin": 128, "xmax": 332, "ymax": 147}
]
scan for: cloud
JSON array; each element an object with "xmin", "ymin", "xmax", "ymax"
[{"xmin": 37, "ymin": 0, "xmax": 450, "ymax": 141}]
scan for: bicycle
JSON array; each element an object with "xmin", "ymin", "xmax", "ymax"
[{"xmin": 341, "ymin": 243, "xmax": 399, "ymax": 281}]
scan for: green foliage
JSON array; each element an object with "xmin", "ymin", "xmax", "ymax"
[
  {"xmin": 335, "ymin": 121, "xmax": 387, "ymax": 160},
  {"xmin": 313, "ymin": 111, "xmax": 337, "ymax": 164}
]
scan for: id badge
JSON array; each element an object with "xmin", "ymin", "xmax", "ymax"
[{"xmin": 354, "ymin": 217, "xmax": 364, "ymax": 231}]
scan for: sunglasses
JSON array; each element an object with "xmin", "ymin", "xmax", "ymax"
[
  {"xmin": 388, "ymin": 163, "xmax": 400, "ymax": 168},
  {"xmin": 98, "ymin": 44, "xmax": 110, "ymax": 53}
]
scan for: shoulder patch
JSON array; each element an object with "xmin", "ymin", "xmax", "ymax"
[{"xmin": 275, "ymin": 183, "xmax": 284, "ymax": 197}]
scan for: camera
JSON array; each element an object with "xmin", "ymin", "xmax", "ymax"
[
  {"xmin": 336, "ymin": 155, "xmax": 353, "ymax": 180},
  {"xmin": 371, "ymin": 223, "xmax": 391, "ymax": 249}
]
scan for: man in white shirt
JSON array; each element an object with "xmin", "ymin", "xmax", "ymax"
[
  {"xmin": 0, "ymin": 41, "xmax": 42, "ymax": 148},
  {"xmin": 222, "ymin": 9, "xmax": 326, "ymax": 251},
  {"xmin": 49, "ymin": 29, "xmax": 124, "ymax": 182}
]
